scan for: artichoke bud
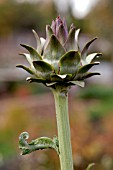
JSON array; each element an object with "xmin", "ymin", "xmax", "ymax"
[{"xmin": 17, "ymin": 16, "xmax": 101, "ymax": 89}]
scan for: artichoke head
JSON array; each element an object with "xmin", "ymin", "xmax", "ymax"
[{"xmin": 17, "ymin": 16, "xmax": 101, "ymax": 89}]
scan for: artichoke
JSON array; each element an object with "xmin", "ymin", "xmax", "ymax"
[{"xmin": 17, "ymin": 16, "xmax": 101, "ymax": 89}]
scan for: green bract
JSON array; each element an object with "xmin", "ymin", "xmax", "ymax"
[{"xmin": 17, "ymin": 16, "xmax": 101, "ymax": 88}]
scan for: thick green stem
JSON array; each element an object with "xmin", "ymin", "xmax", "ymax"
[{"xmin": 52, "ymin": 88, "xmax": 74, "ymax": 170}]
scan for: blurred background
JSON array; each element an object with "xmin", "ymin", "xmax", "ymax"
[{"xmin": 0, "ymin": 0, "xmax": 113, "ymax": 169}]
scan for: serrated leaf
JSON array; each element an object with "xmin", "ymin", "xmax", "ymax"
[
  {"xmin": 43, "ymin": 35, "xmax": 65, "ymax": 72},
  {"xmin": 64, "ymin": 26, "xmax": 76, "ymax": 51},
  {"xmin": 86, "ymin": 53, "xmax": 102, "ymax": 64},
  {"xmin": 59, "ymin": 51, "xmax": 80, "ymax": 75},
  {"xmin": 20, "ymin": 44, "xmax": 42, "ymax": 61},
  {"xmin": 78, "ymin": 63, "xmax": 99, "ymax": 74},
  {"xmin": 32, "ymin": 29, "xmax": 42, "ymax": 54},
  {"xmin": 81, "ymin": 37, "xmax": 98, "ymax": 63},
  {"xmin": 16, "ymin": 65, "xmax": 34, "ymax": 75},
  {"xmin": 33, "ymin": 60, "xmax": 54, "ymax": 79},
  {"xmin": 19, "ymin": 132, "xmax": 59, "ymax": 155}
]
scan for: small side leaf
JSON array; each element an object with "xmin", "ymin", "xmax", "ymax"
[
  {"xmin": 59, "ymin": 51, "xmax": 80, "ymax": 75},
  {"xmin": 19, "ymin": 132, "xmax": 59, "ymax": 155}
]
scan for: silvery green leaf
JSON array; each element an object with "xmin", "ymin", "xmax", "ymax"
[
  {"xmin": 75, "ymin": 72, "xmax": 100, "ymax": 80},
  {"xmin": 81, "ymin": 37, "xmax": 98, "ymax": 64},
  {"xmin": 46, "ymin": 25, "xmax": 53, "ymax": 40},
  {"xmin": 26, "ymin": 77, "xmax": 47, "ymax": 84},
  {"xmin": 40, "ymin": 37, "xmax": 46, "ymax": 48},
  {"xmin": 77, "ymin": 63, "xmax": 99, "ymax": 74},
  {"xmin": 20, "ymin": 44, "xmax": 42, "ymax": 61},
  {"xmin": 69, "ymin": 81, "xmax": 85, "ymax": 87},
  {"xmin": 64, "ymin": 74, "xmax": 72, "ymax": 81},
  {"xmin": 64, "ymin": 26, "xmax": 76, "ymax": 51},
  {"xmin": 75, "ymin": 29, "xmax": 80, "ymax": 51},
  {"xmin": 86, "ymin": 53, "xmax": 102, "ymax": 64},
  {"xmin": 19, "ymin": 53, "xmax": 33, "ymax": 67},
  {"xmin": 58, "ymin": 74, "xmax": 67, "ymax": 79},
  {"xmin": 32, "ymin": 29, "xmax": 42, "ymax": 54},
  {"xmin": 59, "ymin": 51, "xmax": 80, "ymax": 75},
  {"xmin": 33, "ymin": 60, "xmax": 54, "ymax": 79},
  {"xmin": 46, "ymin": 82, "xmax": 57, "ymax": 86},
  {"xmin": 83, "ymin": 72, "xmax": 100, "ymax": 79},
  {"xmin": 44, "ymin": 25, "xmax": 54, "ymax": 50},
  {"xmin": 19, "ymin": 53, "xmax": 36, "ymax": 71},
  {"xmin": 43, "ymin": 35, "xmax": 65, "ymax": 72},
  {"xmin": 16, "ymin": 65, "xmax": 34, "ymax": 75},
  {"xmin": 50, "ymin": 74, "xmax": 62, "ymax": 82}
]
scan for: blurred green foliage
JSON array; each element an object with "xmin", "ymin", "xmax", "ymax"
[
  {"xmin": 7, "ymin": 81, "xmax": 49, "ymax": 95},
  {"xmin": 87, "ymin": 0, "xmax": 113, "ymax": 41},
  {"xmin": 0, "ymin": 0, "xmax": 83, "ymax": 35},
  {"xmin": 0, "ymin": 0, "xmax": 57, "ymax": 35},
  {"xmin": 80, "ymin": 86, "xmax": 113, "ymax": 100},
  {"xmin": 0, "ymin": 105, "xmax": 28, "ymax": 158},
  {"xmin": 79, "ymin": 85, "xmax": 113, "ymax": 121}
]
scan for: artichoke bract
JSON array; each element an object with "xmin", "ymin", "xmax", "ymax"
[{"xmin": 17, "ymin": 16, "xmax": 101, "ymax": 89}]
